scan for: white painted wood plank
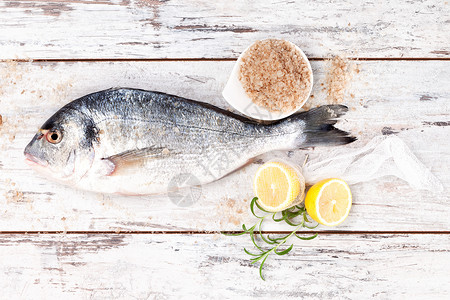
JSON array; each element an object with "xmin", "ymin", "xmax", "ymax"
[
  {"xmin": 0, "ymin": 0, "xmax": 449, "ymax": 59},
  {"xmin": 0, "ymin": 233, "xmax": 448, "ymax": 299},
  {"xmin": 0, "ymin": 60, "xmax": 449, "ymax": 231}
]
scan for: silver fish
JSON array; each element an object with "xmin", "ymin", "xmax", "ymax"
[{"xmin": 24, "ymin": 88, "xmax": 355, "ymax": 195}]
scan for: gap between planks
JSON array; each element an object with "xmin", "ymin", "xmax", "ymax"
[
  {"xmin": 2, "ymin": 57, "xmax": 450, "ymax": 63},
  {"xmin": 0, "ymin": 231, "xmax": 449, "ymax": 235}
]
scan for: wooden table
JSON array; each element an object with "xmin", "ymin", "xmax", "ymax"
[{"xmin": 1, "ymin": 1, "xmax": 449, "ymax": 298}]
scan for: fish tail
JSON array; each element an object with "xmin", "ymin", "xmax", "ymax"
[{"xmin": 282, "ymin": 105, "xmax": 356, "ymax": 148}]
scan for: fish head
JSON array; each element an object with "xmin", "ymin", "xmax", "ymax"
[{"xmin": 24, "ymin": 108, "xmax": 96, "ymax": 184}]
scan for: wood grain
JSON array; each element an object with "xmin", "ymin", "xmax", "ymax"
[
  {"xmin": 0, "ymin": 233, "xmax": 448, "ymax": 298},
  {"xmin": 0, "ymin": 60, "xmax": 448, "ymax": 232},
  {"xmin": 0, "ymin": 0, "xmax": 449, "ymax": 59},
  {"xmin": 1, "ymin": 1, "xmax": 448, "ymax": 298}
]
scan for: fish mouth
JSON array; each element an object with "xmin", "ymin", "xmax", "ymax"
[{"xmin": 24, "ymin": 152, "xmax": 48, "ymax": 168}]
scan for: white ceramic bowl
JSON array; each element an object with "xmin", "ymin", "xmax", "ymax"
[{"xmin": 222, "ymin": 40, "xmax": 313, "ymax": 121}]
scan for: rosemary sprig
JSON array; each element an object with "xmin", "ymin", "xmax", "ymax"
[{"xmin": 223, "ymin": 197, "xmax": 318, "ymax": 280}]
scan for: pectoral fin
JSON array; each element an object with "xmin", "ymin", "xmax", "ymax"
[{"xmin": 102, "ymin": 146, "xmax": 173, "ymax": 176}]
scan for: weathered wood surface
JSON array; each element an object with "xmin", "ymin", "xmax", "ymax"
[
  {"xmin": 0, "ymin": 233, "xmax": 448, "ymax": 299},
  {"xmin": 1, "ymin": 1, "xmax": 449, "ymax": 298},
  {"xmin": 0, "ymin": 0, "xmax": 449, "ymax": 59},
  {"xmin": 1, "ymin": 60, "xmax": 448, "ymax": 232}
]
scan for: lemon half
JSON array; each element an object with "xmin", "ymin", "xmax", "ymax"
[
  {"xmin": 305, "ymin": 178, "xmax": 352, "ymax": 226},
  {"xmin": 254, "ymin": 161, "xmax": 305, "ymax": 212}
]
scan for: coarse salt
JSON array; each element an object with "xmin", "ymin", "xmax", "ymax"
[{"xmin": 238, "ymin": 39, "xmax": 312, "ymax": 112}]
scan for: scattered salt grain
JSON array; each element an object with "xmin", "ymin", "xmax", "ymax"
[
  {"xmin": 214, "ymin": 197, "xmax": 248, "ymax": 228},
  {"xmin": 325, "ymin": 56, "xmax": 359, "ymax": 104}
]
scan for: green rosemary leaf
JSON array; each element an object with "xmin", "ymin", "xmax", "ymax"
[
  {"xmin": 259, "ymin": 254, "xmax": 269, "ymax": 281},
  {"xmin": 242, "ymin": 224, "xmax": 257, "ymax": 232},
  {"xmin": 257, "ymin": 219, "xmax": 275, "ymax": 245},
  {"xmin": 259, "ymin": 233, "xmax": 275, "ymax": 245},
  {"xmin": 244, "ymin": 247, "xmax": 260, "ymax": 256},
  {"xmin": 221, "ymin": 231, "xmax": 247, "ymax": 236},
  {"xmin": 283, "ymin": 212, "xmax": 299, "ymax": 221},
  {"xmin": 281, "ymin": 209, "xmax": 290, "ymax": 218},
  {"xmin": 294, "ymin": 232, "xmax": 318, "ymax": 240},
  {"xmin": 275, "ymin": 244, "xmax": 294, "ymax": 255},
  {"xmin": 284, "ymin": 216, "xmax": 302, "ymax": 227},
  {"xmin": 250, "ymin": 197, "xmax": 266, "ymax": 219},
  {"xmin": 254, "ymin": 198, "xmax": 272, "ymax": 213},
  {"xmin": 267, "ymin": 234, "xmax": 290, "ymax": 243},
  {"xmin": 289, "ymin": 205, "xmax": 303, "ymax": 212},
  {"xmin": 303, "ymin": 223, "xmax": 319, "ymax": 229},
  {"xmin": 249, "ymin": 229, "xmax": 263, "ymax": 251},
  {"xmin": 303, "ymin": 212, "xmax": 310, "ymax": 223},
  {"xmin": 266, "ymin": 235, "xmax": 280, "ymax": 242},
  {"xmin": 282, "ymin": 209, "xmax": 302, "ymax": 221},
  {"xmin": 290, "ymin": 211, "xmax": 305, "ymax": 219},
  {"xmin": 272, "ymin": 212, "xmax": 286, "ymax": 222},
  {"xmin": 295, "ymin": 205, "xmax": 306, "ymax": 212},
  {"xmin": 251, "ymin": 252, "xmax": 269, "ymax": 263},
  {"xmin": 251, "ymin": 257, "xmax": 264, "ymax": 264}
]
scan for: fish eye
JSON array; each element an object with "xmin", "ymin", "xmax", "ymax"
[{"xmin": 46, "ymin": 129, "xmax": 63, "ymax": 144}]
